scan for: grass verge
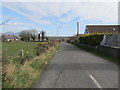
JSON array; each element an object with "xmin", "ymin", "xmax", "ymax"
[
  {"xmin": 72, "ymin": 43, "xmax": 118, "ymax": 65},
  {"xmin": 3, "ymin": 43, "xmax": 61, "ymax": 88}
]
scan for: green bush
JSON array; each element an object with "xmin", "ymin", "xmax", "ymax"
[
  {"xmin": 79, "ymin": 34, "xmax": 104, "ymax": 46},
  {"xmin": 74, "ymin": 39, "xmax": 79, "ymax": 43}
]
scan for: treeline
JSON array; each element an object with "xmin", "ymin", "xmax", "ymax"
[{"xmin": 19, "ymin": 29, "xmax": 47, "ymax": 42}]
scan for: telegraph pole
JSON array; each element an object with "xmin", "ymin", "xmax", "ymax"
[
  {"xmin": 57, "ymin": 27, "xmax": 61, "ymax": 37},
  {"xmin": 113, "ymin": 27, "xmax": 118, "ymax": 46},
  {"xmin": 77, "ymin": 22, "xmax": 79, "ymax": 36}
]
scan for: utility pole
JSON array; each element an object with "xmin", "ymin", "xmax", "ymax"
[
  {"xmin": 113, "ymin": 27, "xmax": 118, "ymax": 46},
  {"xmin": 57, "ymin": 27, "xmax": 61, "ymax": 37},
  {"xmin": 57, "ymin": 28, "xmax": 58, "ymax": 37},
  {"xmin": 77, "ymin": 22, "xmax": 79, "ymax": 37}
]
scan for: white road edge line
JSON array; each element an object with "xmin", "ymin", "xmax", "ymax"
[{"xmin": 89, "ymin": 75, "xmax": 102, "ymax": 88}]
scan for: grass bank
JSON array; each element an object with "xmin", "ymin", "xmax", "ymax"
[
  {"xmin": 2, "ymin": 42, "xmax": 61, "ymax": 88},
  {"xmin": 72, "ymin": 42, "xmax": 118, "ymax": 65}
]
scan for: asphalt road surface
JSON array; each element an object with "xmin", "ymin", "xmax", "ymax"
[{"xmin": 35, "ymin": 42, "xmax": 118, "ymax": 88}]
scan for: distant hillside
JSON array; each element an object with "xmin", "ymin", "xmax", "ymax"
[{"xmin": 5, "ymin": 32, "xmax": 19, "ymax": 36}]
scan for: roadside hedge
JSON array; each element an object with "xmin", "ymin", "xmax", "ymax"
[
  {"xmin": 79, "ymin": 34, "xmax": 104, "ymax": 46},
  {"xmin": 79, "ymin": 33, "xmax": 113, "ymax": 46}
]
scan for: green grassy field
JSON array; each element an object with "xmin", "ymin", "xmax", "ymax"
[{"xmin": 2, "ymin": 42, "xmax": 39, "ymax": 57}]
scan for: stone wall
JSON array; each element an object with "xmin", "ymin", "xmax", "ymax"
[
  {"xmin": 97, "ymin": 45, "xmax": 120, "ymax": 60},
  {"xmin": 73, "ymin": 41, "xmax": 120, "ymax": 60}
]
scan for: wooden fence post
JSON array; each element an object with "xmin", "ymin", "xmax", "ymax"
[
  {"xmin": 20, "ymin": 49, "xmax": 24, "ymax": 65},
  {"xmin": 20, "ymin": 49, "xmax": 24, "ymax": 59}
]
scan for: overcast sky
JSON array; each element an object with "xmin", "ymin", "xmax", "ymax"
[{"xmin": 0, "ymin": 0, "xmax": 119, "ymax": 36}]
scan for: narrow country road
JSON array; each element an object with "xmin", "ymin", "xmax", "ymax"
[{"xmin": 35, "ymin": 42, "xmax": 118, "ymax": 88}]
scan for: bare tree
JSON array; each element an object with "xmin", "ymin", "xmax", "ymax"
[
  {"xmin": 30, "ymin": 29, "xmax": 37, "ymax": 41},
  {"xmin": 38, "ymin": 33, "xmax": 41, "ymax": 42},
  {"xmin": 19, "ymin": 29, "xmax": 38, "ymax": 41},
  {"xmin": 19, "ymin": 30, "xmax": 31, "ymax": 41},
  {"xmin": 41, "ymin": 31, "xmax": 46, "ymax": 42}
]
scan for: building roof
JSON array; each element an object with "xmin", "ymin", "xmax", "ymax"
[
  {"xmin": 2, "ymin": 34, "xmax": 18, "ymax": 39},
  {"xmin": 85, "ymin": 25, "xmax": 120, "ymax": 34}
]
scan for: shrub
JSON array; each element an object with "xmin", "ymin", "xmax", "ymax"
[
  {"xmin": 48, "ymin": 41, "xmax": 56, "ymax": 47},
  {"xmin": 78, "ymin": 33, "xmax": 112, "ymax": 46},
  {"xmin": 74, "ymin": 39, "xmax": 79, "ymax": 43},
  {"xmin": 35, "ymin": 43, "xmax": 49, "ymax": 56}
]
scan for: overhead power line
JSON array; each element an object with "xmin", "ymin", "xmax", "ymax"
[{"xmin": 0, "ymin": 19, "xmax": 10, "ymax": 25}]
